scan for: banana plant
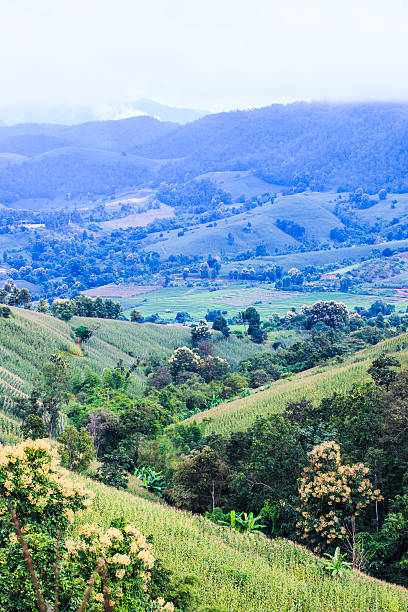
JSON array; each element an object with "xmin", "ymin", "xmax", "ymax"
[
  {"xmin": 321, "ymin": 547, "xmax": 352, "ymax": 578},
  {"xmin": 204, "ymin": 394, "xmax": 223, "ymax": 409},
  {"xmin": 135, "ymin": 466, "xmax": 166, "ymax": 496},
  {"xmin": 219, "ymin": 510, "xmax": 265, "ymax": 534}
]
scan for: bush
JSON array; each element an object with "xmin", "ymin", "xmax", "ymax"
[{"xmin": 58, "ymin": 426, "xmax": 96, "ymax": 472}]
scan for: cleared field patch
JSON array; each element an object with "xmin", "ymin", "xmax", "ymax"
[
  {"xmin": 82, "ymin": 283, "xmax": 161, "ymax": 298},
  {"xmin": 99, "ymin": 203, "xmax": 174, "ymax": 230}
]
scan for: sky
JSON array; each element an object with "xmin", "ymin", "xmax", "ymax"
[{"xmin": 1, "ymin": 0, "xmax": 408, "ymax": 114}]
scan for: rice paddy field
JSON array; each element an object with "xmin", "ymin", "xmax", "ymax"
[
  {"xmin": 187, "ymin": 333, "xmax": 408, "ymax": 436},
  {"xmin": 72, "ymin": 475, "xmax": 408, "ymax": 612},
  {"xmin": 121, "ymin": 284, "xmax": 399, "ymax": 322}
]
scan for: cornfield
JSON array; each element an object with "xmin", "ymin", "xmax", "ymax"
[
  {"xmin": 73, "ymin": 475, "xmax": 408, "ymax": 612},
  {"xmin": 189, "ymin": 333, "xmax": 408, "ymax": 436}
]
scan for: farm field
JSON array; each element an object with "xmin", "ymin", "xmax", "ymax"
[
  {"xmin": 0, "ymin": 308, "xmax": 191, "ymax": 401},
  {"xmin": 82, "ymin": 283, "xmax": 160, "ymax": 298},
  {"xmin": 187, "ymin": 332, "xmax": 408, "ymax": 436},
  {"xmin": 223, "ymin": 237, "xmax": 408, "ymax": 273},
  {"xmin": 98, "ymin": 203, "xmax": 174, "ymax": 231},
  {"xmin": 0, "ymin": 308, "xmax": 264, "ymax": 407},
  {"xmin": 74, "ymin": 474, "xmax": 408, "ymax": 612},
  {"xmin": 121, "ymin": 283, "xmax": 406, "ymax": 321}
]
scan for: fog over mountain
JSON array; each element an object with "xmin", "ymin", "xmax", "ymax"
[{"xmin": 0, "ymin": 99, "xmax": 208, "ymax": 126}]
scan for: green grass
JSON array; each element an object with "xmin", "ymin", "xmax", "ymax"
[
  {"xmin": 73, "ymin": 475, "xmax": 408, "ymax": 612},
  {"xmin": 187, "ymin": 333, "xmax": 408, "ymax": 436}
]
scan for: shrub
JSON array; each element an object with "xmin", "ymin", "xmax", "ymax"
[{"xmin": 58, "ymin": 426, "xmax": 96, "ymax": 472}]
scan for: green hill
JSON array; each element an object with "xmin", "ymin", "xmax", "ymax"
[
  {"xmin": 187, "ymin": 333, "xmax": 408, "ymax": 436},
  {"xmin": 75, "ymin": 474, "xmax": 408, "ymax": 612},
  {"xmin": 0, "ymin": 307, "xmax": 261, "ymax": 403},
  {"xmin": 0, "ymin": 308, "xmax": 191, "ymax": 399},
  {"xmin": 2, "ymin": 310, "xmax": 408, "ymax": 608}
]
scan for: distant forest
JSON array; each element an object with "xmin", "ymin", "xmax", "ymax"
[{"xmin": 2, "ymin": 103, "xmax": 408, "ymax": 203}]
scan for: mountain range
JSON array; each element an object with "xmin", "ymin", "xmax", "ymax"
[{"xmin": 2, "ymin": 101, "xmax": 408, "ymax": 207}]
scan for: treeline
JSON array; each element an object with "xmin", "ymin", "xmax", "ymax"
[{"xmin": 50, "ymin": 295, "xmax": 122, "ymax": 320}]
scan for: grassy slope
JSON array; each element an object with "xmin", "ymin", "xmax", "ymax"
[
  {"xmin": 225, "ymin": 237, "xmax": 408, "ymax": 272},
  {"xmin": 144, "ymin": 193, "xmax": 344, "ymax": 259},
  {"xmin": 74, "ymin": 476, "xmax": 408, "ymax": 612},
  {"xmin": 145, "ymin": 202, "xmax": 298, "ymax": 258},
  {"xmin": 187, "ymin": 333, "xmax": 408, "ymax": 436},
  {"xmin": 196, "ymin": 169, "xmax": 285, "ymax": 197}
]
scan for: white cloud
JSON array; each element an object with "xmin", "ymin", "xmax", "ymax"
[{"xmin": 0, "ymin": 0, "xmax": 407, "ymax": 112}]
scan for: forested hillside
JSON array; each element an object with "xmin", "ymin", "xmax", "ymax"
[
  {"xmin": 3, "ymin": 103, "xmax": 408, "ymax": 206},
  {"xmin": 137, "ymin": 102, "xmax": 408, "ymax": 192},
  {"xmin": 1, "ymin": 298, "xmax": 408, "ymax": 603}
]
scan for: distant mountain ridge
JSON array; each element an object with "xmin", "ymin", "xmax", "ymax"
[
  {"xmin": 2, "ymin": 101, "xmax": 408, "ymax": 206},
  {"xmin": 135, "ymin": 101, "xmax": 408, "ymax": 192}
]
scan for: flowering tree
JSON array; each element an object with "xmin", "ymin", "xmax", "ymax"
[
  {"xmin": 168, "ymin": 346, "xmax": 203, "ymax": 376},
  {"xmin": 296, "ymin": 441, "xmax": 382, "ymax": 556},
  {"xmin": 300, "ymin": 301, "xmax": 349, "ymax": 329},
  {"xmin": 0, "ymin": 440, "xmax": 174, "ymax": 611}
]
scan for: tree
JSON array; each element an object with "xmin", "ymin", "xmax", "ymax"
[
  {"xmin": 168, "ymin": 346, "xmax": 203, "ymax": 377},
  {"xmin": 221, "ymin": 373, "xmax": 248, "ymax": 398},
  {"xmin": 96, "ymin": 451, "xmax": 130, "ymax": 489},
  {"xmin": 130, "ymin": 309, "xmax": 142, "ymax": 322},
  {"xmin": 20, "ymin": 415, "xmax": 46, "ymax": 440},
  {"xmin": 199, "ymin": 262, "xmax": 210, "ymax": 278},
  {"xmin": 243, "ymin": 307, "xmax": 265, "ymax": 343},
  {"xmin": 167, "ymin": 446, "xmax": 230, "ymax": 512},
  {"xmin": 212, "ymin": 315, "xmax": 230, "ymax": 338},
  {"xmin": 51, "ymin": 299, "xmax": 73, "ymax": 321},
  {"xmin": 297, "ymin": 441, "xmax": 382, "ymax": 554},
  {"xmin": 200, "ymin": 355, "xmax": 230, "ymax": 382},
  {"xmin": 74, "ymin": 325, "xmax": 93, "ymax": 345},
  {"xmin": 368, "ymin": 354, "xmax": 400, "ymax": 391},
  {"xmin": 378, "ymin": 189, "xmax": 387, "ymax": 200},
  {"xmin": 0, "ymin": 440, "xmax": 173, "ymax": 610},
  {"xmin": 191, "ymin": 320, "xmax": 210, "ymax": 347},
  {"xmin": 0, "ymin": 305, "xmax": 11, "ymax": 318},
  {"xmin": 39, "ymin": 356, "xmax": 71, "ymax": 436},
  {"xmin": 226, "ymin": 415, "xmax": 306, "ymax": 512},
  {"xmin": 148, "ymin": 365, "xmax": 172, "ymax": 389},
  {"xmin": 300, "ymin": 301, "xmax": 349, "ymax": 330},
  {"xmin": 36, "ymin": 298, "xmax": 49, "ymax": 313},
  {"xmin": 58, "ymin": 426, "xmax": 96, "ymax": 472},
  {"xmin": 86, "ymin": 408, "xmax": 120, "ymax": 456}
]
